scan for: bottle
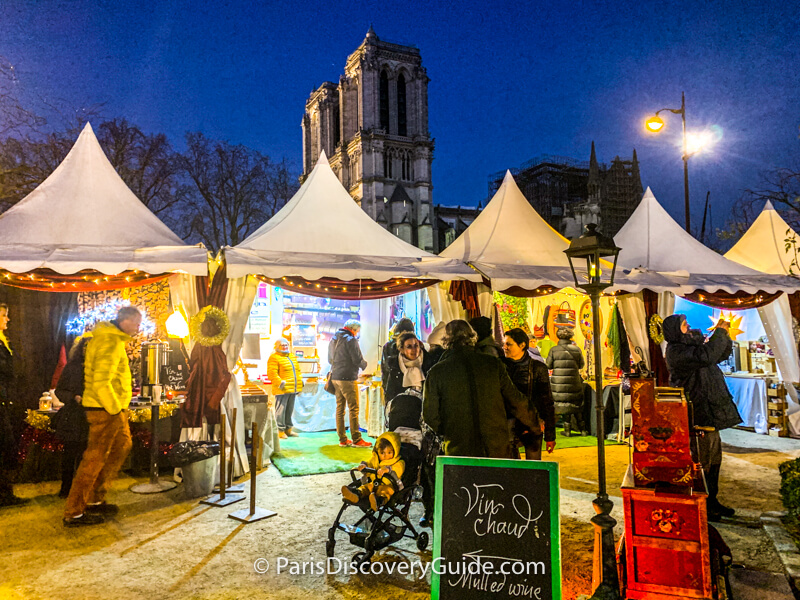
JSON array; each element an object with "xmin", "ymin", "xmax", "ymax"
[{"xmin": 38, "ymin": 391, "xmax": 52, "ymax": 411}]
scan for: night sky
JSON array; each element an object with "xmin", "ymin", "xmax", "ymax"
[{"xmin": 2, "ymin": 1, "xmax": 799, "ymax": 237}]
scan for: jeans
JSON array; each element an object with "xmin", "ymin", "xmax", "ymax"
[
  {"xmin": 275, "ymin": 393, "xmax": 297, "ymax": 432},
  {"xmin": 64, "ymin": 410, "xmax": 132, "ymax": 518},
  {"xmin": 332, "ymin": 380, "xmax": 362, "ymax": 443}
]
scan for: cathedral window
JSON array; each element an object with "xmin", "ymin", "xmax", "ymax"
[
  {"xmin": 383, "ymin": 152, "xmax": 393, "ymax": 179},
  {"xmin": 379, "ymin": 71, "xmax": 390, "ymax": 131},
  {"xmin": 397, "ymin": 73, "xmax": 407, "ymax": 136},
  {"xmin": 333, "ymin": 105, "xmax": 340, "ymax": 148}
]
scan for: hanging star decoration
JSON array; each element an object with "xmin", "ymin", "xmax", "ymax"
[{"xmin": 708, "ymin": 312, "xmax": 744, "ymax": 340}]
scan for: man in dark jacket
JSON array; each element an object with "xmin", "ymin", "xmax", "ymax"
[
  {"xmin": 546, "ymin": 327, "xmax": 587, "ymax": 435},
  {"xmin": 664, "ymin": 313, "xmax": 742, "ymax": 521},
  {"xmin": 329, "ymin": 319, "xmax": 371, "ymax": 448},
  {"xmin": 423, "ymin": 320, "xmax": 538, "ymax": 458},
  {"xmin": 470, "ymin": 316, "xmax": 503, "ymax": 358}
]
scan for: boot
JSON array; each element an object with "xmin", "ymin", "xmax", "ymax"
[
  {"xmin": 706, "ymin": 464, "xmax": 735, "ymax": 518},
  {"xmin": 278, "ymin": 430, "xmax": 287, "ymax": 440},
  {"xmin": 285, "ymin": 428, "xmax": 299, "ymax": 437}
]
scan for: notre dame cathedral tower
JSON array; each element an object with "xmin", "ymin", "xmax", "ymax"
[{"xmin": 301, "ymin": 28, "xmax": 436, "ymax": 252}]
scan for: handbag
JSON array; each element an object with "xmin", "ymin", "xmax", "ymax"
[
  {"xmin": 324, "ymin": 374, "xmax": 335, "ymax": 394},
  {"xmin": 532, "ymin": 302, "xmax": 546, "ymax": 339},
  {"xmin": 554, "ymin": 300, "xmax": 576, "ymax": 329}
]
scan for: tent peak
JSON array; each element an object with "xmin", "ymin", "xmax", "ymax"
[
  {"xmin": 316, "ymin": 150, "xmax": 329, "ymax": 167},
  {"xmin": 642, "ymin": 186, "xmax": 656, "ymax": 201},
  {"xmin": 764, "ymin": 199, "xmax": 775, "ymax": 211}
]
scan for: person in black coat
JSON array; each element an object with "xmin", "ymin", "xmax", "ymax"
[
  {"xmin": 382, "ymin": 332, "xmax": 438, "ymax": 403},
  {"xmin": 328, "ymin": 319, "xmax": 370, "ymax": 447},
  {"xmin": 664, "ymin": 313, "xmax": 742, "ymax": 520},
  {"xmin": 53, "ymin": 335, "xmax": 91, "ymax": 498},
  {"xmin": 0, "ymin": 303, "xmax": 26, "ymax": 507},
  {"xmin": 502, "ymin": 328, "xmax": 556, "ymax": 460},
  {"xmin": 381, "ymin": 318, "xmax": 415, "ymax": 399}
]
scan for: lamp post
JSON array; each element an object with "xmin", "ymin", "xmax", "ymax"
[
  {"xmin": 645, "ymin": 91, "xmax": 691, "ymax": 233},
  {"xmin": 564, "ymin": 223, "xmax": 621, "ymax": 600}
]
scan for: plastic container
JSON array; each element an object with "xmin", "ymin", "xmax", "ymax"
[{"xmin": 182, "ymin": 456, "xmax": 219, "ymax": 498}]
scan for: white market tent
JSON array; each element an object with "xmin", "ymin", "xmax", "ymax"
[
  {"xmin": 0, "ymin": 123, "xmax": 208, "ymax": 276},
  {"xmin": 617, "ymin": 190, "xmax": 800, "ymax": 435},
  {"xmin": 223, "ymin": 152, "xmax": 479, "ymax": 282},
  {"xmin": 724, "ymin": 201, "xmax": 800, "ymax": 435},
  {"xmin": 614, "ymin": 188, "xmax": 798, "ymax": 295}
]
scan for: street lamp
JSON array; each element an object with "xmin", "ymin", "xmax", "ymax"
[
  {"xmin": 564, "ymin": 223, "xmax": 621, "ymax": 600},
  {"xmin": 644, "ymin": 91, "xmax": 691, "ymax": 233}
]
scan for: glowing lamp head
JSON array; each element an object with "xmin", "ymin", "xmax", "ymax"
[
  {"xmin": 645, "ymin": 115, "xmax": 665, "ymax": 132},
  {"xmin": 165, "ymin": 310, "xmax": 189, "ymax": 339}
]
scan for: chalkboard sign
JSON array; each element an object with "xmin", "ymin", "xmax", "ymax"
[
  {"xmin": 161, "ymin": 364, "xmax": 187, "ymax": 389},
  {"xmin": 432, "ymin": 457, "xmax": 561, "ymax": 600}
]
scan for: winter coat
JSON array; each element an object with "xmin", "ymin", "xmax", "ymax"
[
  {"xmin": 475, "ymin": 336, "xmax": 503, "ymax": 358},
  {"xmin": 423, "ymin": 346, "xmax": 538, "ymax": 458},
  {"xmin": 82, "ymin": 321, "xmax": 133, "ymax": 415},
  {"xmin": 382, "ymin": 347, "xmax": 438, "ymax": 403},
  {"xmin": 0, "ymin": 339, "xmax": 17, "ymax": 470},
  {"xmin": 504, "ymin": 353, "xmax": 556, "ymax": 442},
  {"xmin": 361, "ymin": 431, "xmax": 406, "ymax": 487},
  {"xmin": 663, "ymin": 316, "xmax": 742, "ymax": 430},
  {"xmin": 267, "ymin": 352, "xmax": 303, "ymax": 395},
  {"xmin": 53, "ymin": 337, "xmax": 90, "ymax": 443},
  {"xmin": 328, "ymin": 328, "xmax": 367, "ymax": 381},
  {"xmin": 386, "ymin": 390, "xmax": 423, "ymax": 432},
  {"xmin": 546, "ymin": 339, "xmax": 585, "ymax": 405}
]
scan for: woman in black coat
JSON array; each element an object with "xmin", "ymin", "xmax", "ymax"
[
  {"xmin": 664, "ymin": 314, "xmax": 741, "ymax": 520},
  {"xmin": 53, "ymin": 335, "xmax": 91, "ymax": 498},
  {"xmin": 546, "ymin": 327, "xmax": 585, "ymax": 406},
  {"xmin": 502, "ymin": 328, "xmax": 556, "ymax": 460},
  {"xmin": 382, "ymin": 332, "xmax": 438, "ymax": 403}
]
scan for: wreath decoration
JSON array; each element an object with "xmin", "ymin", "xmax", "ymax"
[
  {"xmin": 648, "ymin": 314, "xmax": 665, "ymax": 345},
  {"xmin": 190, "ymin": 306, "xmax": 230, "ymax": 347}
]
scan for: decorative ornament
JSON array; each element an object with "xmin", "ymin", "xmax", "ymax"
[
  {"xmin": 25, "ymin": 409, "xmax": 54, "ymax": 432},
  {"xmin": 648, "ymin": 314, "xmax": 665, "ymax": 344},
  {"xmin": 579, "ymin": 299, "xmax": 594, "ymax": 341},
  {"xmin": 708, "ymin": 311, "xmax": 745, "ymax": 340},
  {"xmin": 190, "ymin": 306, "xmax": 230, "ymax": 347},
  {"xmin": 128, "ymin": 403, "xmax": 180, "ymax": 423}
]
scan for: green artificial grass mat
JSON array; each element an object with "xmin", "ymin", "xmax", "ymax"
[
  {"xmin": 271, "ymin": 431, "xmax": 374, "ymax": 477},
  {"xmin": 271, "ymin": 428, "xmax": 619, "ymax": 477}
]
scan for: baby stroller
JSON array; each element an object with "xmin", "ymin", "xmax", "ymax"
[{"xmin": 326, "ymin": 392, "xmax": 428, "ymax": 566}]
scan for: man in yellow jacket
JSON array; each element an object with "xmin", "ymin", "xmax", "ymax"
[
  {"xmin": 64, "ymin": 306, "xmax": 141, "ymax": 527},
  {"xmin": 267, "ymin": 338, "xmax": 303, "ymax": 439}
]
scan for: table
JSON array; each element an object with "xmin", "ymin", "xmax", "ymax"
[{"xmin": 724, "ymin": 374, "xmax": 767, "ymax": 433}]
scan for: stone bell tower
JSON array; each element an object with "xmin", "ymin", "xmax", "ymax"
[{"xmin": 301, "ymin": 28, "xmax": 436, "ymax": 252}]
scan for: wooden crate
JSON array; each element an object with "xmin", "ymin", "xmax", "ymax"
[
  {"xmin": 766, "ymin": 381, "xmax": 789, "ymax": 437},
  {"xmin": 621, "ymin": 466, "xmax": 713, "ymax": 599}
]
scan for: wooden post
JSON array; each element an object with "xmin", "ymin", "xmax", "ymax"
[
  {"xmin": 228, "ymin": 421, "xmax": 276, "ymax": 523},
  {"xmin": 228, "ymin": 407, "xmax": 238, "ymax": 488},
  {"xmin": 201, "ymin": 412, "xmax": 243, "ymax": 507}
]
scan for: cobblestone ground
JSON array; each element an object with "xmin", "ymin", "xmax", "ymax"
[{"xmin": 0, "ymin": 429, "xmax": 795, "ymax": 600}]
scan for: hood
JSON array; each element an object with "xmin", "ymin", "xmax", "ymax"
[
  {"xmin": 334, "ymin": 328, "xmax": 354, "ymax": 341},
  {"xmin": 374, "ymin": 431, "xmax": 403, "ymax": 467},
  {"xmin": 91, "ymin": 320, "xmax": 132, "ymax": 342},
  {"xmin": 426, "ymin": 322, "xmax": 446, "ymax": 347},
  {"xmin": 663, "ymin": 314, "xmax": 686, "ymax": 343}
]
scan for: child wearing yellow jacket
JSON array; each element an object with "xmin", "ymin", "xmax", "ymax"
[
  {"xmin": 267, "ymin": 338, "xmax": 303, "ymax": 438},
  {"xmin": 341, "ymin": 431, "xmax": 405, "ymax": 511}
]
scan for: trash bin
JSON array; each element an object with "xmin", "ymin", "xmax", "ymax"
[
  {"xmin": 182, "ymin": 456, "xmax": 219, "ymax": 498},
  {"xmin": 167, "ymin": 441, "xmax": 221, "ymax": 499}
]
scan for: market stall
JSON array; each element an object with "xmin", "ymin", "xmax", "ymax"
[
  {"xmin": 0, "ymin": 123, "xmax": 210, "ymax": 478},
  {"xmin": 614, "ymin": 190, "xmax": 800, "ymax": 436},
  {"xmin": 176, "ymin": 152, "xmax": 481, "ymax": 447}
]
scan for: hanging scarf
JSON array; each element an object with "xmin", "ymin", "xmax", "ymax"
[
  {"xmin": 0, "ymin": 331, "xmax": 11, "ymax": 355},
  {"xmin": 398, "ymin": 353, "xmax": 425, "ymax": 389}
]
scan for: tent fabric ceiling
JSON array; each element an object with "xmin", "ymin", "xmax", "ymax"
[
  {"xmin": 0, "ymin": 123, "xmax": 208, "ymax": 276},
  {"xmin": 224, "ymin": 152, "xmax": 479, "ymax": 282},
  {"xmin": 614, "ymin": 188, "xmax": 800, "ymax": 294}
]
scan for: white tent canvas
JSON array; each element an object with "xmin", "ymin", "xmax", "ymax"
[
  {"xmin": 224, "ymin": 152, "xmax": 479, "ymax": 281},
  {"xmin": 615, "ymin": 188, "xmax": 800, "ymax": 294},
  {"xmin": 0, "ymin": 123, "xmax": 207, "ymax": 276}
]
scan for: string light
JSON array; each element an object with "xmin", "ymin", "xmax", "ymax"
[{"xmin": 66, "ymin": 299, "xmax": 156, "ymax": 336}]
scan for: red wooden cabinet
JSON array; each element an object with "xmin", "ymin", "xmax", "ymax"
[{"xmin": 621, "ymin": 466, "xmax": 713, "ymax": 599}]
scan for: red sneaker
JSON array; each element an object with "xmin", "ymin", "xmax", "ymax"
[
  {"xmin": 351, "ymin": 439, "xmax": 372, "ymax": 448},
  {"xmin": 339, "ymin": 439, "xmax": 352, "ymax": 447}
]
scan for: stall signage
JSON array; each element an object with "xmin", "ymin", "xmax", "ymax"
[
  {"xmin": 432, "ymin": 457, "xmax": 560, "ymax": 600},
  {"xmin": 161, "ymin": 365, "xmax": 187, "ymax": 389}
]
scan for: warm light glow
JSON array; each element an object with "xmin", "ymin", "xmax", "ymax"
[
  {"xmin": 708, "ymin": 311, "xmax": 745, "ymax": 340},
  {"xmin": 645, "ymin": 115, "xmax": 665, "ymax": 132},
  {"xmin": 166, "ymin": 309, "xmax": 190, "ymax": 338}
]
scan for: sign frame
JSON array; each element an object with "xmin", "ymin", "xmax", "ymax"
[{"xmin": 432, "ymin": 456, "xmax": 561, "ymax": 600}]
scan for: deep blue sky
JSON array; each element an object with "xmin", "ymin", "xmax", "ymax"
[{"xmin": 2, "ymin": 1, "xmax": 799, "ymax": 236}]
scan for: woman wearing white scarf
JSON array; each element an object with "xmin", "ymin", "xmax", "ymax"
[
  {"xmin": 398, "ymin": 347, "xmax": 425, "ymax": 390},
  {"xmin": 382, "ymin": 332, "xmax": 437, "ymax": 403}
]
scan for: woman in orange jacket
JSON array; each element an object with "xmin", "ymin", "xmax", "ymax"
[{"xmin": 267, "ymin": 338, "xmax": 303, "ymax": 439}]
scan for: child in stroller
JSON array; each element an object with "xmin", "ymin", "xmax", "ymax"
[
  {"xmin": 327, "ymin": 393, "xmax": 429, "ymax": 566},
  {"xmin": 341, "ymin": 433, "xmax": 405, "ymax": 511}
]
